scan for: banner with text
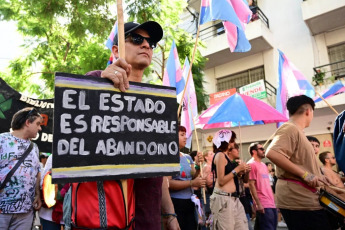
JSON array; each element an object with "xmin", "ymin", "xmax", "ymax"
[
  {"xmin": 0, "ymin": 78, "xmax": 54, "ymax": 153},
  {"xmin": 209, "ymin": 88, "xmax": 237, "ymax": 105},
  {"xmin": 52, "ymin": 73, "xmax": 179, "ymax": 183},
  {"xmin": 239, "ymin": 80, "xmax": 267, "ymax": 99}
]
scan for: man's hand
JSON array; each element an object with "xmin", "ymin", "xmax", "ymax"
[
  {"xmin": 256, "ymin": 203, "xmax": 265, "ymax": 214},
  {"xmin": 191, "ymin": 176, "xmax": 206, "ymax": 188},
  {"xmin": 33, "ymin": 194, "xmax": 42, "ymax": 211},
  {"xmin": 101, "ymin": 58, "xmax": 132, "ymax": 92},
  {"xmin": 194, "ymin": 152, "xmax": 204, "ymax": 166}
]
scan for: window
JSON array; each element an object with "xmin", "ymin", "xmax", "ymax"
[
  {"xmin": 328, "ymin": 43, "xmax": 345, "ymax": 79},
  {"xmin": 216, "ymin": 66, "xmax": 265, "ymax": 91}
]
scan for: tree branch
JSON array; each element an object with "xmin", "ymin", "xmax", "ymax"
[{"xmin": 63, "ymin": 42, "xmax": 71, "ymax": 62}]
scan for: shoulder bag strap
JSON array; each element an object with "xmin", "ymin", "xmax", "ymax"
[{"xmin": 0, "ymin": 142, "xmax": 34, "ymax": 191}]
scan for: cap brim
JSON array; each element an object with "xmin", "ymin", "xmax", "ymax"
[{"xmin": 126, "ymin": 21, "xmax": 163, "ymax": 43}]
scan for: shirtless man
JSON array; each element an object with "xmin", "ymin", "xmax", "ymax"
[{"xmin": 319, "ymin": 151, "xmax": 345, "ymax": 188}]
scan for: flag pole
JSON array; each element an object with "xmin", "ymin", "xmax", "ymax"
[
  {"xmin": 315, "ymin": 91, "xmax": 339, "ymax": 115},
  {"xmin": 189, "ymin": 100, "xmax": 206, "ymax": 204},
  {"xmin": 177, "ymin": 26, "xmax": 201, "ymax": 117},
  {"xmin": 116, "ymin": 0, "xmax": 128, "ymax": 225}
]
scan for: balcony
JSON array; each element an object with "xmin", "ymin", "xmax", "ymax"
[
  {"xmin": 313, "ymin": 60, "xmax": 345, "ymax": 108},
  {"xmin": 302, "ymin": 0, "xmax": 345, "ymax": 35},
  {"xmin": 313, "ymin": 60, "xmax": 345, "ymax": 83},
  {"xmin": 198, "ymin": 7, "xmax": 274, "ymax": 69}
]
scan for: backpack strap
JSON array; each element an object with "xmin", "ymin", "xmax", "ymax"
[{"xmin": 0, "ymin": 142, "xmax": 33, "ymax": 191}]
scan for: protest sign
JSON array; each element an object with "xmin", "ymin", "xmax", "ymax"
[
  {"xmin": 52, "ymin": 72, "xmax": 179, "ymax": 183},
  {"xmin": 0, "ymin": 78, "xmax": 54, "ymax": 153}
]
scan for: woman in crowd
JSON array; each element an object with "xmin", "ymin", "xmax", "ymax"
[
  {"xmin": 210, "ymin": 129, "xmax": 250, "ymax": 230},
  {"xmin": 168, "ymin": 126, "xmax": 206, "ymax": 230}
]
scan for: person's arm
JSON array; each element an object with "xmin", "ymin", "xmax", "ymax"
[
  {"xmin": 266, "ymin": 149, "xmax": 324, "ymax": 188},
  {"xmin": 161, "ymin": 177, "xmax": 180, "ymax": 230},
  {"xmin": 167, "ymin": 175, "xmax": 206, "ymax": 190},
  {"xmin": 33, "ymin": 172, "xmax": 42, "ymax": 210},
  {"xmin": 248, "ymin": 180, "xmax": 264, "ymax": 213}
]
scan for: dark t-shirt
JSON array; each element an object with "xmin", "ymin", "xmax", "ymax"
[{"xmin": 85, "ymin": 70, "xmax": 163, "ymax": 229}]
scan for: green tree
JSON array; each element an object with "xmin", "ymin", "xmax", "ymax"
[
  {"xmin": 0, "ymin": 0, "xmax": 208, "ymax": 112},
  {"xmin": 0, "ymin": 0, "xmax": 114, "ymax": 98}
]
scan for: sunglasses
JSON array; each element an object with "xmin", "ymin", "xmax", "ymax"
[
  {"xmin": 126, "ymin": 33, "xmax": 157, "ymax": 49},
  {"xmin": 25, "ymin": 108, "xmax": 39, "ymax": 119},
  {"xmin": 257, "ymin": 147, "xmax": 265, "ymax": 151}
]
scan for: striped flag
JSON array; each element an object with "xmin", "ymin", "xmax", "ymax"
[
  {"xmin": 199, "ymin": 0, "xmax": 252, "ymax": 52},
  {"xmin": 180, "ymin": 58, "xmax": 198, "ymax": 149},
  {"xmin": 106, "ymin": 20, "xmax": 118, "ymax": 50},
  {"xmin": 105, "ymin": 20, "xmax": 118, "ymax": 65},
  {"xmin": 276, "ymin": 50, "xmax": 315, "ymax": 126},
  {"xmin": 314, "ymin": 79, "xmax": 345, "ymax": 103},
  {"xmin": 162, "ymin": 40, "xmax": 184, "ymax": 97}
]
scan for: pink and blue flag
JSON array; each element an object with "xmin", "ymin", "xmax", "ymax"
[
  {"xmin": 180, "ymin": 58, "xmax": 198, "ymax": 149},
  {"xmin": 276, "ymin": 50, "xmax": 315, "ymax": 125},
  {"xmin": 199, "ymin": 0, "xmax": 252, "ymax": 52},
  {"xmin": 105, "ymin": 20, "xmax": 118, "ymax": 66},
  {"xmin": 106, "ymin": 20, "xmax": 118, "ymax": 50},
  {"xmin": 314, "ymin": 80, "xmax": 345, "ymax": 103},
  {"xmin": 162, "ymin": 41, "xmax": 184, "ymax": 95}
]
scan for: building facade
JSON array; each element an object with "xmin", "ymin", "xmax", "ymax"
[{"xmin": 187, "ymin": 0, "xmax": 345, "ymax": 161}]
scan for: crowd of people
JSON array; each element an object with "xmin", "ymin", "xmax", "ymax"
[{"xmin": 1, "ymin": 19, "xmax": 345, "ymax": 230}]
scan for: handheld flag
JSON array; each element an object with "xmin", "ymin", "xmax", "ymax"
[
  {"xmin": 181, "ymin": 58, "xmax": 198, "ymax": 149},
  {"xmin": 162, "ymin": 41, "xmax": 184, "ymax": 95},
  {"xmin": 199, "ymin": 0, "xmax": 252, "ymax": 52},
  {"xmin": 314, "ymin": 80, "xmax": 345, "ymax": 103},
  {"xmin": 105, "ymin": 20, "xmax": 118, "ymax": 65},
  {"xmin": 106, "ymin": 20, "xmax": 118, "ymax": 50},
  {"xmin": 276, "ymin": 50, "xmax": 315, "ymax": 125}
]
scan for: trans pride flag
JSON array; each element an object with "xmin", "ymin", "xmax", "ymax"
[
  {"xmin": 199, "ymin": 0, "xmax": 252, "ymax": 52},
  {"xmin": 314, "ymin": 80, "xmax": 345, "ymax": 103},
  {"xmin": 162, "ymin": 41, "xmax": 184, "ymax": 99},
  {"xmin": 105, "ymin": 20, "xmax": 118, "ymax": 65},
  {"xmin": 276, "ymin": 50, "xmax": 315, "ymax": 125},
  {"xmin": 106, "ymin": 20, "xmax": 118, "ymax": 50},
  {"xmin": 180, "ymin": 58, "xmax": 198, "ymax": 149}
]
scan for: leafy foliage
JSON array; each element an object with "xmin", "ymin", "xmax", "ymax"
[
  {"xmin": 0, "ymin": 0, "xmax": 208, "ymax": 112},
  {"xmin": 0, "ymin": 0, "xmax": 114, "ymax": 98}
]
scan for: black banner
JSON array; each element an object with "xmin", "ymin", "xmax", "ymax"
[
  {"xmin": 52, "ymin": 72, "xmax": 179, "ymax": 183},
  {"xmin": 0, "ymin": 78, "xmax": 54, "ymax": 153}
]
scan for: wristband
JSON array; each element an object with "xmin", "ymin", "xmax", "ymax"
[
  {"xmin": 161, "ymin": 213, "xmax": 177, "ymax": 218},
  {"xmin": 302, "ymin": 171, "xmax": 309, "ymax": 180},
  {"xmin": 190, "ymin": 180, "xmax": 193, "ymax": 187},
  {"xmin": 231, "ymin": 169, "xmax": 237, "ymax": 177},
  {"xmin": 195, "ymin": 164, "xmax": 200, "ymax": 170}
]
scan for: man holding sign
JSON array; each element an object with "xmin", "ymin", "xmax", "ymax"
[{"xmin": 82, "ymin": 21, "xmax": 180, "ymax": 230}]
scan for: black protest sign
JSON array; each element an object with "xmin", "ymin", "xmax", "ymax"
[
  {"xmin": 0, "ymin": 78, "xmax": 54, "ymax": 153},
  {"xmin": 52, "ymin": 72, "xmax": 179, "ymax": 183}
]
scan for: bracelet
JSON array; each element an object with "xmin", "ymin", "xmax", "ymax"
[
  {"xmin": 190, "ymin": 180, "xmax": 193, "ymax": 187},
  {"xmin": 161, "ymin": 213, "xmax": 177, "ymax": 218},
  {"xmin": 195, "ymin": 164, "xmax": 200, "ymax": 170},
  {"xmin": 302, "ymin": 171, "xmax": 309, "ymax": 180}
]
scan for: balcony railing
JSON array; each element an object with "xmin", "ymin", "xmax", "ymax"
[
  {"xmin": 197, "ymin": 6, "xmax": 269, "ymax": 41},
  {"xmin": 313, "ymin": 60, "xmax": 345, "ymax": 81}
]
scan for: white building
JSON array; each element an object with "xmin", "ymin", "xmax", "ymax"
[{"xmin": 187, "ymin": 0, "xmax": 345, "ymax": 161}]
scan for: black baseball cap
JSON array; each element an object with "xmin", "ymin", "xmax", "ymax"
[{"xmin": 113, "ymin": 21, "xmax": 163, "ymax": 46}]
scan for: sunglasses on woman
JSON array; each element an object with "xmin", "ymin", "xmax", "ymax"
[{"xmin": 126, "ymin": 33, "xmax": 157, "ymax": 49}]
